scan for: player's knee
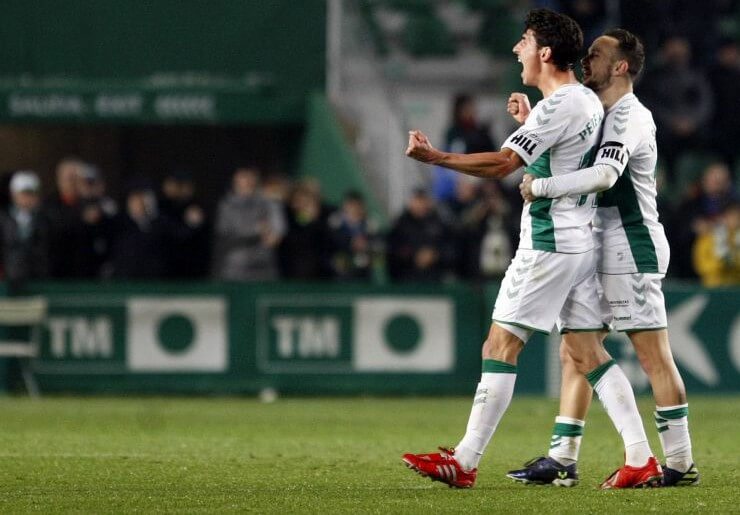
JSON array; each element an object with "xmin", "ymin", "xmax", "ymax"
[
  {"xmin": 561, "ymin": 335, "xmax": 605, "ymax": 374},
  {"xmin": 482, "ymin": 329, "xmax": 522, "ymax": 363},
  {"xmin": 559, "ymin": 342, "xmax": 575, "ymax": 366}
]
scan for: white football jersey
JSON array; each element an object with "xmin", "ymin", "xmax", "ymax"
[
  {"xmin": 592, "ymin": 93, "xmax": 670, "ymax": 274},
  {"xmin": 503, "ymin": 83, "xmax": 604, "ymax": 254}
]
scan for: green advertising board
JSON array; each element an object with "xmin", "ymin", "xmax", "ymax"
[
  {"xmin": 5, "ymin": 282, "xmax": 738, "ymax": 395},
  {"xmin": 24, "ymin": 283, "xmax": 484, "ymax": 395}
]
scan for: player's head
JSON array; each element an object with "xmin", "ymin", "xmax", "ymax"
[
  {"xmin": 582, "ymin": 29, "xmax": 645, "ymax": 92},
  {"xmin": 513, "ymin": 9, "xmax": 583, "ymax": 86}
]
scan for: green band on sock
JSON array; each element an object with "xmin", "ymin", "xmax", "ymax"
[
  {"xmin": 585, "ymin": 359, "xmax": 616, "ymax": 386},
  {"xmin": 656, "ymin": 406, "xmax": 689, "ymax": 419},
  {"xmin": 482, "ymin": 359, "xmax": 517, "ymax": 374},
  {"xmin": 654, "ymin": 413, "xmax": 669, "ymax": 432},
  {"xmin": 552, "ymin": 422, "xmax": 584, "ymax": 437}
]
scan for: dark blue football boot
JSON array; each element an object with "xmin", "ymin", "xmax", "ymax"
[
  {"xmin": 507, "ymin": 456, "xmax": 579, "ymax": 487},
  {"xmin": 662, "ymin": 463, "xmax": 700, "ymax": 486}
]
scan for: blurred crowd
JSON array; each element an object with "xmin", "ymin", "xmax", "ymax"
[
  {"xmin": 1, "ymin": 150, "xmax": 737, "ymax": 291},
  {"xmin": 0, "ymin": 159, "xmax": 388, "ymax": 292}
]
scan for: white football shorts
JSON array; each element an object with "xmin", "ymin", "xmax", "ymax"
[
  {"xmin": 492, "ymin": 248, "xmax": 604, "ymax": 341},
  {"xmin": 598, "ymin": 272, "xmax": 668, "ymax": 332}
]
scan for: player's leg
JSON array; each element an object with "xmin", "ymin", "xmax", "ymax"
[
  {"xmin": 558, "ymin": 256, "xmax": 660, "ymax": 488},
  {"xmin": 608, "ymin": 272, "xmax": 698, "ymax": 484},
  {"xmin": 453, "ymin": 322, "xmax": 525, "ymax": 472},
  {"xmin": 508, "ymin": 264, "xmax": 613, "ymax": 485},
  {"xmin": 562, "ymin": 330, "xmax": 662, "ymax": 488},
  {"xmin": 630, "ymin": 329, "xmax": 685, "ymax": 406},
  {"xmin": 630, "ymin": 329, "xmax": 697, "ymax": 484},
  {"xmin": 507, "ymin": 344, "xmax": 592, "ymax": 486},
  {"xmin": 402, "ymin": 249, "xmax": 571, "ymax": 488},
  {"xmin": 548, "ymin": 345, "xmax": 592, "ymax": 466},
  {"xmin": 402, "ymin": 321, "xmax": 525, "ymax": 488},
  {"xmin": 632, "ymin": 332, "xmax": 699, "ymax": 486}
]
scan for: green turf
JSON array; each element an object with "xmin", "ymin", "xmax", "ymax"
[{"xmin": 0, "ymin": 395, "xmax": 736, "ymax": 513}]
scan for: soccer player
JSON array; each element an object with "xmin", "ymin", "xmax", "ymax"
[
  {"xmin": 510, "ymin": 29, "xmax": 698, "ymax": 487},
  {"xmin": 401, "ymin": 10, "xmax": 661, "ymax": 489}
]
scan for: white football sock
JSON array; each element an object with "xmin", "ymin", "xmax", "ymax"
[
  {"xmin": 588, "ymin": 360, "xmax": 653, "ymax": 467},
  {"xmin": 455, "ymin": 360, "xmax": 517, "ymax": 471},
  {"xmin": 548, "ymin": 416, "xmax": 584, "ymax": 466},
  {"xmin": 655, "ymin": 404, "xmax": 693, "ymax": 473}
]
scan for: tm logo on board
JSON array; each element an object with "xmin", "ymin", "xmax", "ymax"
[{"xmin": 256, "ymin": 295, "xmax": 454, "ymax": 374}]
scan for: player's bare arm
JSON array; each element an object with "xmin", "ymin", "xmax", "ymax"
[{"xmin": 405, "ymin": 130, "xmax": 524, "ymax": 179}]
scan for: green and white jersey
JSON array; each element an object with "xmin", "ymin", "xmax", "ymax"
[
  {"xmin": 503, "ymin": 83, "xmax": 603, "ymax": 254},
  {"xmin": 593, "ymin": 93, "xmax": 669, "ymax": 274}
]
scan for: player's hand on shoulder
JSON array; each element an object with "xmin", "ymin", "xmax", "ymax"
[
  {"xmin": 405, "ymin": 130, "xmax": 441, "ymax": 164},
  {"xmin": 507, "ymin": 93, "xmax": 531, "ymax": 124},
  {"xmin": 519, "ymin": 173, "xmax": 537, "ymax": 202}
]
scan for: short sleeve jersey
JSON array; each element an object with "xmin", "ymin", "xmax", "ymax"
[
  {"xmin": 502, "ymin": 83, "xmax": 604, "ymax": 254},
  {"xmin": 593, "ymin": 93, "xmax": 669, "ymax": 274}
]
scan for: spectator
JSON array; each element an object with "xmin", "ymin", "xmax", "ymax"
[
  {"xmin": 433, "ymin": 94, "xmax": 495, "ymax": 202},
  {"xmin": 387, "ymin": 188, "xmax": 456, "ymax": 282},
  {"xmin": 671, "ymin": 161, "xmax": 737, "ymax": 277},
  {"xmin": 45, "ymin": 157, "xmax": 86, "ymax": 278},
  {"xmin": 76, "ymin": 164, "xmax": 116, "ymax": 278},
  {"xmin": 707, "ymin": 37, "xmax": 740, "ymax": 169},
  {"xmin": 159, "ymin": 170, "xmax": 209, "ymax": 279},
  {"xmin": 692, "ymin": 200, "xmax": 740, "ymax": 287},
  {"xmin": 211, "ymin": 167, "xmax": 285, "ymax": 281},
  {"xmin": 456, "ymin": 181, "xmax": 517, "ymax": 280},
  {"xmin": 279, "ymin": 181, "xmax": 331, "ymax": 279},
  {"xmin": 439, "ymin": 176, "xmax": 482, "ymax": 225},
  {"xmin": 327, "ymin": 191, "xmax": 381, "ymax": 280},
  {"xmin": 76, "ymin": 163, "xmax": 117, "ymax": 216},
  {"xmin": 693, "ymin": 162, "xmax": 738, "ymax": 219},
  {"xmin": 0, "ymin": 171, "xmax": 50, "ymax": 294},
  {"xmin": 108, "ymin": 180, "xmax": 170, "ymax": 279},
  {"xmin": 638, "ymin": 36, "xmax": 714, "ymax": 177}
]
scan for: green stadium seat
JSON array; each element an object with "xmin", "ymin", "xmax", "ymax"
[
  {"xmin": 403, "ymin": 12, "xmax": 456, "ymax": 57},
  {"xmin": 465, "ymin": 0, "xmax": 514, "ymax": 11},
  {"xmin": 359, "ymin": 1, "xmax": 390, "ymax": 56},
  {"xmin": 478, "ymin": 10, "xmax": 523, "ymax": 58}
]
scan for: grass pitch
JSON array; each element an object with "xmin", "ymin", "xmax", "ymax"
[{"xmin": 0, "ymin": 395, "xmax": 736, "ymax": 513}]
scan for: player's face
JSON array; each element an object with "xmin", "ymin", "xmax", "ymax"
[
  {"xmin": 513, "ymin": 30, "xmax": 542, "ymax": 86},
  {"xmin": 582, "ymin": 36, "xmax": 620, "ymax": 92}
]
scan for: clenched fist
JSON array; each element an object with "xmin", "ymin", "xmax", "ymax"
[
  {"xmin": 507, "ymin": 93, "xmax": 531, "ymax": 124},
  {"xmin": 519, "ymin": 173, "xmax": 537, "ymax": 203},
  {"xmin": 405, "ymin": 130, "xmax": 443, "ymax": 165}
]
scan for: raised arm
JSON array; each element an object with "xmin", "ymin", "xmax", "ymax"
[{"xmin": 405, "ymin": 130, "xmax": 524, "ymax": 180}]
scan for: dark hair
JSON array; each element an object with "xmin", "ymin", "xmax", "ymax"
[
  {"xmin": 453, "ymin": 93, "xmax": 472, "ymax": 123},
  {"xmin": 525, "ymin": 9, "xmax": 583, "ymax": 71},
  {"xmin": 344, "ymin": 190, "xmax": 365, "ymax": 203},
  {"xmin": 603, "ymin": 28, "xmax": 645, "ymax": 79}
]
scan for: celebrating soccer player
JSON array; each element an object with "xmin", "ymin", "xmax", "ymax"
[
  {"xmin": 402, "ymin": 10, "xmax": 661, "ymax": 489},
  {"xmin": 510, "ymin": 28, "xmax": 698, "ymax": 488}
]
